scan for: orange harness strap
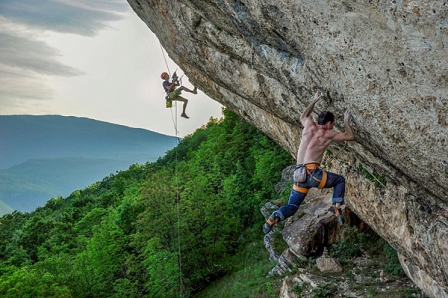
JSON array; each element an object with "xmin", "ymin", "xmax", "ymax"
[
  {"xmin": 293, "ymin": 184, "xmax": 309, "ymax": 193},
  {"xmin": 293, "ymin": 163, "xmax": 327, "ymax": 193},
  {"xmin": 304, "ymin": 163, "xmax": 319, "ymax": 170},
  {"xmin": 304, "ymin": 164, "xmax": 327, "ymax": 189},
  {"xmin": 317, "ymin": 171, "xmax": 327, "ymax": 189}
]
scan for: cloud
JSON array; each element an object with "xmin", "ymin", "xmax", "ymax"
[
  {"xmin": 0, "ymin": 79, "xmax": 53, "ymax": 101},
  {"xmin": 0, "ymin": 32, "xmax": 83, "ymax": 76},
  {"xmin": 0, "ymin": 0, "xmax": 129, "ymax": 103},
  {"xmin": 0, "ymin": 0, "xmax": 128, "ymax": 36},
  {"xmin": 0, "ymin": 67, "xmax": 55, "ymax": 111}
]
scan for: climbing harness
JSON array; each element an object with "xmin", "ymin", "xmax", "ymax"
[
  {"xmin": 293, "ymin": 163, "xmax": 328, "ymax": 194},
  {"xmin": 305, "ymin": 164, "xmax": 328, "ymax": 189}
]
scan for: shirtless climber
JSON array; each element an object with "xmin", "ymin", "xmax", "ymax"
[
  {"xmin": 263, "ymin": 90, "xmax": 355, "ymax": 234},
  {"xmin": 161, "ymin": 72, "xmax": 197, "ymax": 119}
]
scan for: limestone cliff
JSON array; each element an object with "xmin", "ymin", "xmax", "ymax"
[{"xmin": 127, "ymin": 1, "xmax": 448, "ymax": 297}]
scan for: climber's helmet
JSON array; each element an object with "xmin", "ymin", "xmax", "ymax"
[{"xmin": 161, "ymin": 72, "xmax": 169, "ymax": 80}]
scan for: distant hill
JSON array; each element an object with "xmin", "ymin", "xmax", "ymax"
[
  {"xmin": 0, "ymin": 199, "xmax": 13, "ymax": 217},
  {"xmin": 0, "ymin": 157, "xmax": 136, "ymax": 212},
  {"xmin": 0, "ymin": 115, "xmax": 177, "ymax": 212},
  {"xmin": 0, "ymin": 115, "xmax": 177, "ymax": 169}
]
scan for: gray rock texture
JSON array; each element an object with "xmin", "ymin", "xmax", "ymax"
[
  {"xmin": 127, "ymin": 1, "xmax": 448, "ymax": 296},
  {"xmin": 263, "ymin": 187, "xmax": 357, "ymax": 277},
  {"xmin": 280, "ymin": 188, "xmax": 347, "ymax": 255},
  {"xmin": 316, "ymin": 247, "xmax": 343, "ymax": 273}
]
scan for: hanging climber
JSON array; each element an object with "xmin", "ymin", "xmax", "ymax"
[
  {"xmin": 161, "ymin": 71, "xmax": 197, "ymax": 119},
  {"xmin": 263, "ymin": 90, "xmax": 355, "ymax": 234}
]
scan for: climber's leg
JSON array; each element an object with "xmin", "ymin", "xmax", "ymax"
[
  {"xmin": 178, "ymin": 86, "xmax": 197, "ymax": 94},
  {"xmin": 263, "ymin": 187, "xmax": 307, "ymax": 234},
  {"xmin": 323, "ymin": 171, "xmax": 346, "ymax": 225}
]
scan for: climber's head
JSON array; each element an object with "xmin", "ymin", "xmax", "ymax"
[
  {"xmin": 161, "ymin": 72, "xmax": 169, "ymax": 80},
  {"xmin": 317, "ymin": 111, "xmax": 335, "ymax": 127}
]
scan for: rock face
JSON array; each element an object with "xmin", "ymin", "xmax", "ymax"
[
  {"xmin": 127, "ymin": 1, "xmax": 448, "ymax": 296},
  {"xmin": 316, "ymin": 247, "xmax": 343, "ymax": 273},
  {"xmin": 277, "ymin": 186, "xmax": 349, "ymax": 253}
]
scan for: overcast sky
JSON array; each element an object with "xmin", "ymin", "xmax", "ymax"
[{"xmin": 0, "ymin": 0, "xmax": 223, "ymax": 137}]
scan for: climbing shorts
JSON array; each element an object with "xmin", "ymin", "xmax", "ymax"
[{"xmin": 168, "ymin": 89, "xmax": 182, "ymax": 100}]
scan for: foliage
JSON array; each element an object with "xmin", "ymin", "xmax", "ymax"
[
  {"xmin": 194, "ymin": 240, "xmax": 281, "ymax": 298},
  {"xmin": 272, "ymin": 231, "xmax": 289, "ymax": 253},
  {"xmin": 331, "ymin": 226, "xmax": 365, "ymax": 260},
  {"xmin": 292, "ymin": 282, "xmax": 304, "ymax": 295},
  {"xmin": 0, "ymin": 109, "xmax": 291, "ymax": 297},
  {"xmin": 382, "ymin": 241, "xmax": 405, "ymax": 276},
  {"xmin": 358, "ymin": 164, "xmax": 387, "ymax": 187},
  {"xmin": 312, "ymin": 283, "xmax": 338, "ymax": 297},
  {"xmin": 332, "ymin": 226, "xmax": 404, "ymax": 276}
]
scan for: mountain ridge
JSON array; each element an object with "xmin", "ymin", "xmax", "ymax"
[
  {"xmin": 0, "ymin": 115, "xmax": 177, "ymax": 212},
  {"xmin": 0, "ymin": 115, "xmax": 176, "ymax": 169}
]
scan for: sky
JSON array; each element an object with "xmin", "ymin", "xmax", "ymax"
[{"xmin": 0, "ymin": 0, "xmax": 223, "ymax": 137}]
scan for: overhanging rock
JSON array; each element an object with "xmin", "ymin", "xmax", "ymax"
[{"xmin": 127, "ymin": 1, "xmax": 448, "ymax": 296}]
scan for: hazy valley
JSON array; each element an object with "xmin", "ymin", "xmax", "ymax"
[{"xmin": 0, "ymin": 115, "xmax": 176, "ymax": 214}]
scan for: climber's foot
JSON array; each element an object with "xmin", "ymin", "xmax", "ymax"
[
  {"xmin": 329, "ymin": 205, "xmax": 344, "ymax": 225},
  {"xmin": 337, "ymin": 214, "xmax": 344, "ymax": 225},
  {"xmin": 263, "ymin": 212, "xmax": 280, "ymax": 234},
  {"xmin": 181, "ymin": 113, "xmax": 189, "ymax": 119}
]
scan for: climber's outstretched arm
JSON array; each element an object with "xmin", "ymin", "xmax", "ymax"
[
  {"xmin": 300, "ymin": 91, "xmax": 322, "ymax": 126},
  {"xmin": 166, "ymin": 82, "xmax": 176, "ymax": 92},
  {"xmin": 333, "ymin": 111, "xmax": 355, "ymax": 142}
]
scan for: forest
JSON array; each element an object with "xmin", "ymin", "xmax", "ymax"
[{"xmin": 0, "ymin": 109, "xmax": 292, "ymax": 297}]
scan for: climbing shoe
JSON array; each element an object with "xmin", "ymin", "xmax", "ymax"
[
  {"xmin": 263, "ymin": 212, "xmax": 280, "ymax": 234},
  {"xmin": 193, "ymin": 86, "xmax": 198, "ymax": 94},
  {"xmin": 181, "ymin": 113, "xmax": 190, "ymax": 119},
  {"xmin": 329, "ymin": 205, "xmax": 344, "ymax": 225},
  {"xmin": 336, "ymin": 213, "xmax": 344, "ymax": 225}
]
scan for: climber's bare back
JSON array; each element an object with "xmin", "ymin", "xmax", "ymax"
[{"xmin": 296, "ymin": 119, "xmax": 338, "ymax": 164}]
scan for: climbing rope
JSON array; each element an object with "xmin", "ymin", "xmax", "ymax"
[
  {"xmin": 431, "ymin": 210, "xmax": 448, "ymax": 220},
  {"xmin": 160, "ymin": 43, "xmax": 171, "ymax": 77},
  {"xmin": 251, "ymin": 44, "xmax": 255, "ymax": 70},
  {"xmin": 174, "ymin": 102, "xmax": 185, "ymax": 296},
  {"xmin": 160, "ymin": 41, "xmax": 184, "ymax": 297},
  {"xmin": 169, "ymin": 107, "xmax": 179, "ymax": 136},
  {"xmin": 321, "ymin": 142, "xmax": 348, "ymax": 169}
]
